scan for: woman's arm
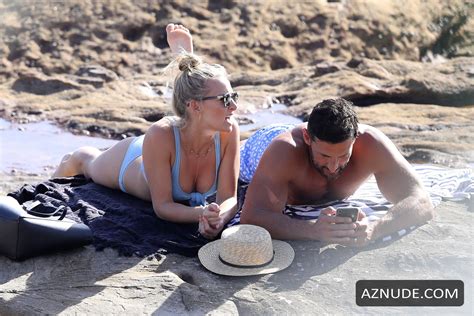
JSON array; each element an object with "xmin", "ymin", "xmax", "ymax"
[{"xmin": 215, "ymin": 118, "xmax": 240, "ymax": 223}]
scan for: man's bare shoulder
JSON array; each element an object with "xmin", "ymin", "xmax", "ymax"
[
  {"xmin": 357, "ymin": 123, "xmax": 379, "ymax": 138},
  {"xmin": 355, "ymin": 124, "xmax": 390, "ymax": 149},
  {"xmin": 354, "ymin": 124, "xmax": 408, "ymax": 173},
  {"xmin": 254, "ymin": 125, "xmax": 308, "ymax": 180},
  {"xmin": 266, "ymin": 126, "xmax": 305, "ymax": 155}
]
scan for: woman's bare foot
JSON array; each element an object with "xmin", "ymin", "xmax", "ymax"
[
  {"xmin": 52, "ymin": 147, "xmax": 100, "ymax": 178},
  {"xmin": 52, "ymin": 153, "xmax": 79, "ymax": 178},
  {"xmin": 166, "ymin": 23, "xmax": 193, "ymax": 54}
]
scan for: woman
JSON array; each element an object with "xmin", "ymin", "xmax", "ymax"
[{"xmin": 53, "ymin": 24, "xmax": 240, "ymax": 239}]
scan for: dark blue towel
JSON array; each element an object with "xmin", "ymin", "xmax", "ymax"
[{"xmin": 8, "ymin": 176, "xmax": 210, "ymax": 258}]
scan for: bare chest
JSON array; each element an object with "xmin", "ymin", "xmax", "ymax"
[{"xmin": 287, "ymin": 164, "xmax": 372, "ymax": 205}]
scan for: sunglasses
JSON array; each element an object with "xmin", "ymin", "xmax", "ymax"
[{"xmin": 200, "ymin": 92, "xmax": 239, "ymax": 108}]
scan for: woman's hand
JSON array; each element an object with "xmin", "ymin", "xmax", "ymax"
[
  {"xmin": 202, "ymin": 203, "xmax": 222, "ymax": 228},
  {"xmin": 199, "ymin": 203, "xmax": 225, "ymax": 239}
]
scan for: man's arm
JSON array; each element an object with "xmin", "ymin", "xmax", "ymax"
[
  {"xmin": 364, "ymin": 127, "xmax": 435, "ymax": 242},
  {"xmin": 240, "ymin": 140, "xmax": 354, "ymax": 241}
]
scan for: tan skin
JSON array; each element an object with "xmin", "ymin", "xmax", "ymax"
[
  {"xmin": 54, "ymin": 78, "xmax": 239, "ymax": 239},
  {"xmin": 142, "ymin": 78, "xmax": 240, "ymax": 238},
  {"xmin": 53, "ymin": 24, "xmax": 240, "ymax": 239},
  {"xmin": 240, "ymin": 123, "xmax": 435, "ymax": 246}
]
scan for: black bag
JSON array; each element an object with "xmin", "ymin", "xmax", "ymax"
[{"xmin": 0, "ymin": 196, "xmax": 93, "ymax": 261}]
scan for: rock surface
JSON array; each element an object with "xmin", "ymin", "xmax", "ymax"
[
  {"xmin": 0, "ymin": 0, "xmax": 473, "ymax": 166},
  {"xmin": 0, "ymin": 0, "xmax": 472, "ymax": 78},
  {"xmin": 0, "ymin": 201, "xmax": 471, "ymax": 314},
  {"xmin": 2, "ymin": 55, "xmax": 473, "ymax": 166}
]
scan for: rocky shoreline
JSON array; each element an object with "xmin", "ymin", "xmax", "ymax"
[{"xmin": 1, "ymin": 1, "xmax": 473, "ymax": 167}]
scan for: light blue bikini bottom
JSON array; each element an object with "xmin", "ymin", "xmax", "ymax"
[{"xmin": 118, "ymin": 135, "xmax": 145, "ymax": 193}]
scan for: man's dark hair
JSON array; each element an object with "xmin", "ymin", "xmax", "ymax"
[{"xmin": 307, "ymin": 98, "xmax": 359, "ymax": 143}]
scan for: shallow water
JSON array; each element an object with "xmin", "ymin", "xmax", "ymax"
[
  {"xmin": 0, "ymin": 119, "xmax": 117, "ymax": 174},
  {"xmin": 0, "ymin": 103, "xmax": 301, "ymax": 174},
  {"xmin": 239, "ymin": 103, "xmax": 302, "ymax": 132}
]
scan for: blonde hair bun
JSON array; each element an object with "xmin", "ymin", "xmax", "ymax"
[{"xmin": 178, "ymin": 53, "xmax": 203, "ymax": 72}]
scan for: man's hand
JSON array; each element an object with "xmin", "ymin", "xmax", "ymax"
[
  {"xmin": 316, "ymin": 207, "xmax": 375, "ymax": 246},
  {"xmin": 315, "ymin": 207, "xmax": 357, "ymax": 243},
  {"xmin": 350, "ymin": 211, "xmax": 377, "ymax": 247}
]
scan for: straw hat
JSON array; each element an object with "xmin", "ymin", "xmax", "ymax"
[{"xmin": 198, "ymin": 224, "xmax": 294, "ymax": 276}]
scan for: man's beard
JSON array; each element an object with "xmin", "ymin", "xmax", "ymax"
[
  {"xmin": 313, "ymin": 163, "xmax": 347, "ymax": 180},
  {"xmin": 309, "ymin": 148, "xmax": 348, "ymax": 180}
]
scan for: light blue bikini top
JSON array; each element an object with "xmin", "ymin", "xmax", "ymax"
[{"xmin": 171, "ymin": 126, "xmax": 221, "ymax": 206}]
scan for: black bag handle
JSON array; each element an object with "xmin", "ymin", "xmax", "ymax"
[{"xmin": 23, "ymin": 201, "xmax": 68, "ymax": 220}]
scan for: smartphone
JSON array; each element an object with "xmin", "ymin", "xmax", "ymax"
[{"xmin": 336, "ymin": 207, "xmax": 360, "ymax": 222}]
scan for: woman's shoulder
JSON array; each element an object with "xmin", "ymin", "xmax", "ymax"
[
  {"xmin": 145, "ymin": 116, "xmax": 179, "ymax": 144},
  {"xmin": 218, "ymin": 116, "xmax": 240, "ymax": 145}
]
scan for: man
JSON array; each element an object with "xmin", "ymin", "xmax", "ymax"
[{"xmin": 240, "ymin": 98, "xmax": 434, "ymax": 246}]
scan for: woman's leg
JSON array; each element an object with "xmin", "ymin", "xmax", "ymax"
[
  {"xmin": 53, "ymin": 137, "xmax": 151, "ymax": 200},
  {"xmin": 52, "ymin": 147, "xmax": 101, "ymax": 178},
  {"xmin": 52, "ymin": 137, "xmax": 135, "ymax": 190}
]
